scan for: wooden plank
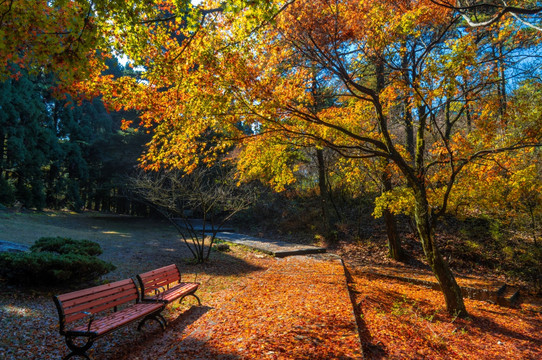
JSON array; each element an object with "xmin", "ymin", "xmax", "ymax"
[
  {"xmin": 144, "ymin": 275, "xmax": 179, "ymax": 290},
  {"xmin": 93, "ymin": 308, "xmax": 145, "ymax": 329},
  {"xmin": 61, "ymin": 284, "xmax": 137, "ymax": 310},
  {"xmin": 64, "ymin": 293, "xmax": 138, "ymax": 321},
  {"xmin": 141, "ymin": 269, "xmax": 180, "ymax": 283},
  {"xmin": 62, "ymin": 285, "xmax": 138, "ymax": 312},
  {"xmin": 138, "ymin": 264, "xmax": 177, "ymax": 278},
  {"xmin": 57, "ymin": 279, "xmax": 134, "ymax": 303},
  {"xmin": 148, "ymin": 282, "xmax": 199, "ymax": 302},
  {"xmin": 70, "ymin": 303, "xmax": 163, "ymax": 335},
  {"xmin": 140, "ymin": 269, "xmax": 180, "ymax": 285},
  {"xmin": 143, "ymin": 272, "xmax": 180, "ymax": 285},
  {"xmin": 64, "ymin": 294, "xmax": 138, "ymax": 323}
]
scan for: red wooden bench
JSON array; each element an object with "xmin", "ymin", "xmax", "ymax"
[
  {"xmin": 137, "ymin": 264, "xmax": 201, "ymax": 307},
  {"xmin": 52, "ymin": 278, "xmax": 166, "ymax": 360}
]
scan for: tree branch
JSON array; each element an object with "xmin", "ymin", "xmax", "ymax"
[{"xmin": 429, "ymin": 0, "xmax": 542, "ymax": 29}]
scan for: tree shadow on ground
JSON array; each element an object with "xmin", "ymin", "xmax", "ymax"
[
  {"xmin": 344, "ymin": 267, "xmax": 388, "ymax": 359},
  {"xmin": 467, "ymin": 312, "xmax": 542, "ymax": 344},
  {"xmin": 349, "ymin": 271, "xmax": 542, "ymax": 359},
  {"xmin": 97, "ymin": 305, "xmax": 216, "ymax": 360}
]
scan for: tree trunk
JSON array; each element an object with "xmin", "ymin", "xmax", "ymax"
[
  {"xmin": 498, "ymin": 42, "xmax": 507, "ymax": 122},
  {"xmin": 316, "ymin": 148, "xmax": 332, "ymax": 234},
  {"xmin": 466, "ymin": 102, "xmax": 472, "ymax": 133},
  {"xmin": 404, "ymin": 100, "xmax": 415, "ymax": 161},
  {"xmin": 382, "ymin": 161, "xmax": 405, "ymax": 261},
  {"xmin": 413, "ymin": 187, "xmax": 467, "ymax": 316},
  {"xmin": 402, "ymin": 42, "xmax": 415, "ymax": 161},
  {"xmin": 445, "ymin": 99, "xmax": 452, "ymax": 140},
  {"xmin": 383, "ymin": 208, "xmax": 404, "ymax": 261},
  {"xmin": 374, "ymin": 56, "xmax": 404, "ymax": 261}
]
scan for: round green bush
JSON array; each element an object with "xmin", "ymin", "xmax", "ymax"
[
  {"xmin": 0, "ymin": 252, "xmax": 115, "ymax": 285},
  {"xmin": 30, "ymin": 237, "xmax": 103, "ymax": 256},
  {"xmin": 0, "ymin": 237, "xmax": 115, "ymax": 286}
]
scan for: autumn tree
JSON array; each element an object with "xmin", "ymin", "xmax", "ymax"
[{"xmin": 6, "ymin": 0, "xmax": 537, "ymax": 314}]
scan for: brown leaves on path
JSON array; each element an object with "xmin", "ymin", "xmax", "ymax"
[{"xmin": 158, "ymin": 255, "xmax": 361, "ymax": 359}]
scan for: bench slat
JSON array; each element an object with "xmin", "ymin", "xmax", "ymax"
[
  {"xmin": 141, "ymin": 270, "xmax": 179, "ymax": 283},
  {"xmin": 57, "ymin": 279, "xmax": 134, "ymax": 303},
  {"xmin": 142, "ymin": 276, "xmax": 180, "ymax": 293},
  {"xmin": 147, "ymin": 283, "xmax": 199, "ymax": 303},
  {"xmin": 70, "ymin": 303, "xmax": 163, "ymax": 336},
  {"xmin": 140, "ymin": 269, "xmax": 180, "ymax": 285},
  {"xmin": 61, "ymin": 284, "xmax": 137, "ymax": 311},
  {"xmin": 64, "ymin": 293, "xmax": 139, "ymax": 323},
  {"xmin": 141, "ymin": 268, "xmax": 179, "ymax": 279},
  {"xmin": 138, "ymin": 264, "xmax": 178, "ymax": 278}
]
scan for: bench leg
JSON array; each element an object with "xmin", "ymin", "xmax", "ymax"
[
  {"xmin": 137, "ymin": 312, "xmax": 167, "ymax": 331},
  {"xmin": 64, "ymin": 335, "xmax": 94, "ymax": 360},
  {"xmin": 179, "ymin": 293, "xmax": 201, "ymax": 306}
]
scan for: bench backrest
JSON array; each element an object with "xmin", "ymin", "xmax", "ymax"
[
  {"xmin": 53, "ymin": 278, "xmax": 139, "ymax": 333},
  {"xmin": 137, "ymin": 264, "xmax": 181, "ymax": 296}
]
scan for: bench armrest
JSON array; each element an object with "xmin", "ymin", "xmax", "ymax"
[
  {"xmin": 140, "ymin": 286, "xmax": 168, "ymax": 303},
  {"xmin": 73, "ymin": 311, "xmax": 95, "ymax": 332},
  {"xmin": 154, "ymin": 286, "xmax": 166, "ymax": 294},
  {"xmin": 153, "ymin": 286, "xmax": 167, "ymax": 300}
]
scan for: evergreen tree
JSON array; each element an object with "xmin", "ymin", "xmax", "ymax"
[{"xmin": 0, "ymin": 60, "xmax": 147, "ymax": 212}]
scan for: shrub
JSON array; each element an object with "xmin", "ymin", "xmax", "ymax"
[
  {"xmin": 0, "ymin": 252, "xmax": 115, "ymax": 285},
  {"xmin": 0, "ymin": 237, "xmax": 115, "ymax": 285},
  {"xmin": 30, "ymin": 237, "xmax": 103, "ymax": 256}
]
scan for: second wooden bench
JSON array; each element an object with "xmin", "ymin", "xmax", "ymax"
[{"xmin": 136, "ymin": 264, "xmax": 201, "ymax": 307}]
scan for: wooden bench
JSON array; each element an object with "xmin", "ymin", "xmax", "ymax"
[
  {"xmin": 137, "ymin": 264, "xmax": 201, "ymax": 307},
  {"xmin": 52, "ymin": 278, "xmax": 166, "ymax": 360}
]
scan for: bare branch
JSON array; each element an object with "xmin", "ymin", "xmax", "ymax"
[
  {"xmin": 130, "ymin": 166, "xmax": 254, "ymax": 263},
  {"xmin": 429, "ymin": 0, "xmax": 542, "ymax": 29}
]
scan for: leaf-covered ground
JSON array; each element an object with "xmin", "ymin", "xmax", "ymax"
[
  {"xmin": 0, "ymin": 211, "xmax": 359, "ymax": 359},
  {"xmin": 151, "ymin": 255, "xmax": 361, "ymax": 360},
  {"xmin": 350, "ymin": 271, "xmax": 542, "ymax": 359},
  {"xmin": 1, "ymin": 211, "xmax": 542, "ymax": 359}
]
